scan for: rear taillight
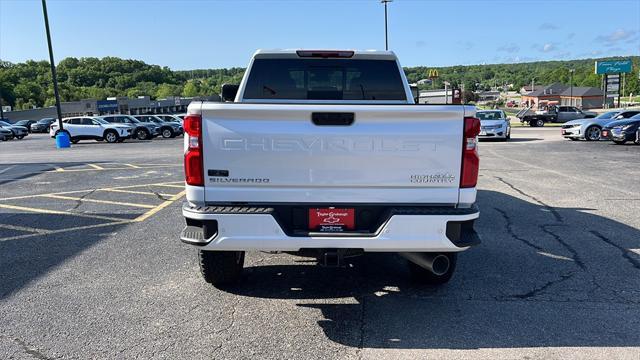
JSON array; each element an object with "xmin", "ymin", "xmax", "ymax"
[
  {"xmin": 184, "ymin": 114, "xmax": 203, "ymax": 186},
  {"xmin": 461, "ymin": 116, "xmax": 480, "ymax": 188}
]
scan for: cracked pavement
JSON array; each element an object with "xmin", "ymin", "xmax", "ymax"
[{"xmin": 1, "ymin": 128, "xmax": 639, "ymax": 359}]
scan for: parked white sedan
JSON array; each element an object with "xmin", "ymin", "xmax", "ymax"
[
  {"xmin": 50, "ymin": 116, "xmax": 132, "ymax": 143},
  {"xmin": 477, "ymin": 110, "xmax": 511, "ymax": 141}
]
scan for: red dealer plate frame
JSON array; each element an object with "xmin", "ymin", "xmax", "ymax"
[{"xmin": 308, "ymin": 208, "xmax": 355, "ymax": 232}]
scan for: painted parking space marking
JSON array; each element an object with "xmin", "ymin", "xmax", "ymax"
[
  {"xmin": 41, "ymin": 194, "xmax": 157, "ymax": 209},
  {"xmin": 0, "ymin": 223, "xmax": 49, "ymax": 235},
  {"xmin": 0, "ymin": 220, "xmax": 132, "ymax": 242},
  {"xmin": 154, "ymin": 184, "xmax": 184, "ymax": 189},
  {"xmin": 100, "ymin": 188, "xmax": 174, "ymax": 197},
  {"xmin": 0, "ymin": 203, "xmax": 128, "ymax": 222},
  {"xmin": 88, "ymin": 164, "xmax": 104, "ymax": 170},
  {"xmin": 43, "ymin": 163, "xmax": 181, "ymax": 173},
  {"xmin": 133, "ymin": 190, "xmax": 185, "ymax": 222},
  {"xmin": 0, "ymin": 165, "xmax": 16, "ymax": 175},
  {"xmin": 0, "ymin": 180, "xmax": 186, "ymax": 242}
]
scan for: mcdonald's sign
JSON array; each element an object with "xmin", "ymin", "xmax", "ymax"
[{"xmin": 428, "ymin": 69, "xmax": 439, "ymax": 79}]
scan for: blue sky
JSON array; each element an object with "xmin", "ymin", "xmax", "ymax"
[{"xmin": 1, "ymin": 0, "xmax": 638, "ymax": 70}]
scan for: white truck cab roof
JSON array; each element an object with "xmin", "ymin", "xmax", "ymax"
[{"xmin": 252, "ymin": 49, "xmax": 399, "ymax": 60}]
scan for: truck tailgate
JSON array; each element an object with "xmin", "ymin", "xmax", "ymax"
[{"xmin": 197, "ymin": 103, "xmax": 467, "ymax": 204}]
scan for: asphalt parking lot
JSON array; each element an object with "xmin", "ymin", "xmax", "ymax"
[{"xmin": 1, "ymin": 130, "xmax": 639, "ymax": 359}]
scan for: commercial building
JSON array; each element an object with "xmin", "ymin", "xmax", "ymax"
[
  {"xmin": 521, "ymin": 83, "xmax": 604, "ymax": 109},
  {"xmin": 2, "ymin": 95, "xmax": 220, "ymax": 122}
]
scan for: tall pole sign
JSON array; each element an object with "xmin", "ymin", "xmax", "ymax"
[{"xmin": 595, "ymin": 59, "xmax": 633, "ymax": 108}]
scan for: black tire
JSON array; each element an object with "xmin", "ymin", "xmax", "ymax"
[
  {"xmin": 613, "ymin": 140, "xmax": 626, "ymax": 145},
  {"xmin": 199, "ymin": 250, "xmax": 245, "ymax": 286},
  {"xmin": 569, "ymin": 138, "xmax": 579, "ymax": 141},
  {"xmin": 584, "ymin": 125, "xmax": 601, "ymax": 141},
  {"xmin": 506, "ymin": 127, "xmax": 511, "ymax": 140},
  {"xmin": 407, "ymin": 252, "xmax": 457, "ymax": 285},
  {"xmin": 16, "ymin": 135, "xmax": 24, "ymax": 140},
  {"xmin": 161, "ymin": 127, "xmax": 174, "ymax": 139},
  {"xmin": 135, "ymin": 128, "xmax": 150, "ymax": 141},
  {"xmin": 1, "ymin": 137, "xmax": 7, "ymax": 141},
  {"xmin": 103, "ymin": 130, "xmax": 119, "ymax": 143},
  {"xmin": 535, "ymin": 119, "xmax": 545, "ymax": 127}
]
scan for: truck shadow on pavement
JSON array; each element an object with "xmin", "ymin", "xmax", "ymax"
[{"xmin": 225, "ymin": 190, "xmax": 640, "ymax": 349}]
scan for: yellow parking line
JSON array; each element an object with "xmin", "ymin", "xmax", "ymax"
[
  {"xmin": 42, "ymin": 194, "xmax": 157, "ymax": 209},
  {"xmin": 0, "ymin": 203, "xmax": 126, "ymax": 222},
  {"xmin": 0, "ymin": 220, "xmax": 132, "ymax": 242},
  {"xmin": 49, "ymin": 164, "xmax": 64, "ymax": 172},
  {"xmin": 100, "ymin": 188, "xmax": 175, "ymax": 197},
  {"xmin": 123, "ymin": 163, "xmax": 141, "ymax": 168},
  {"xmin": 0, "ymin": 223, "xmax": 49, "ymax": 234},
  {"xmin": 88, "ymin": 164, "xmax": 104, "ymax": 170},
  {"xmin": 0, "ymin": 189, "xmax": 96, "ymax": 201},
  {"xmin": 133, "ymin": 190, "xmax": 185, "ymax": 222},
  {"xmin": 0, "ymin": 181, "xmax": 184, "ymax": 201},
  {"xmin": 43, "ymin": 165, "xmax": 179, "ymax": 173},
  {"xmin": 153, "ymin": 184, "xmax": 184, "ymax": 189}
]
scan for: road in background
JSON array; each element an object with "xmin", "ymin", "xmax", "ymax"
[{"xmin": 1, "ymin": 130, "xmax": 639, "ymax": 359}]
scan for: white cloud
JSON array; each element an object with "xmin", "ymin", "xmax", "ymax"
[
  {"xmin": 595, "ymin": 29, "xmax": 638, "ymax": 44},
  {"xmin": 542, "ymin": 43, "xmax": 555, "ymax": 52}
]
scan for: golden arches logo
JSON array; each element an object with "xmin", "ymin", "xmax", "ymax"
[{"xmin": 428, "ymin": 69, "xmax": 439, "ymax": 78}]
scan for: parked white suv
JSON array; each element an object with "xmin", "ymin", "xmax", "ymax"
[
  {"xmin": 50, "ymin": 116, "xmax": 132, "ymax": 143},
  {"xmin": 181, "ymin": 49, "xmax": 481, "ymax": 287}
]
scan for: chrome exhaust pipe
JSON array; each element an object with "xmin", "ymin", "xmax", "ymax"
[{"xmin": 400, "ymin": 252, "xmax": 450, "ymax": 276}]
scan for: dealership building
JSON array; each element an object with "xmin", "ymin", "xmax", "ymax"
[{"xmin": 2, "ymin": 95, "xmax": 220, "ymax": 122}]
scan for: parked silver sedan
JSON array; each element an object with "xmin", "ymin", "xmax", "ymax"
[
  {"xmin": 561, "ymin": 110, "xmax": 640, "ymax": 141},
  {"xmin": 477, "ymin": 110, "xmax": 511, "ymax": 141}
]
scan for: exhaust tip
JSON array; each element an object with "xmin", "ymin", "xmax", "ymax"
[{"xmin": 431, "ymin": 255, "xmax": 450, "ymax": 276}]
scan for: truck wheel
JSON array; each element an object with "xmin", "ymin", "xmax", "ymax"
[
  {"xmin": 16, "ymin": 135, "xmax": 25, "ymax": 140},
  {"xmin": 585, "ymin": 126, "xmax": 601, "ymax": 141},
  {"xmin": 534, "ymin": 119, "xmax": 545, "ymax": 127},
  {"xmin": 198, "ymin": 250, "xmax": 245, "ymax": 286},
  {"xmin": 407, "ymin": 252, "xmax": 457, "ymax": 285}
]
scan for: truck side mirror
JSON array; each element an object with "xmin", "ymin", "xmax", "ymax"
[{"xmin": 221, "ymin": 84, "xmax": 239, "ymax": 102}]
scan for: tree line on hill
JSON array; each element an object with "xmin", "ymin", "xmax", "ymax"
[{"xmin": 0, "ymin": 56, "xmax": 638, "ymax": 110}]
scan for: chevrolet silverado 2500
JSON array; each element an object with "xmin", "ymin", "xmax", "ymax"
[{"xmin": 180, "ymin": 49, "xmax": 481, "ymax": 286}]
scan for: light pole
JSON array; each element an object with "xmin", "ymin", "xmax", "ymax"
[
  {"xmin": 569, "ymin": 68, "xmax": 575, "ymax": 106},
  {"xmin": 41, "ymin": 0, "xmax": 68, "ymax": 148},
  {"xmin": 381, "ymin": 0, "xmax": 392, "ymax": 50}
]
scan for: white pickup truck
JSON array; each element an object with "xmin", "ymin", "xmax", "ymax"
[{"xmin": 181, "ymin": 49, "xmax": 481, "ymax": 287}]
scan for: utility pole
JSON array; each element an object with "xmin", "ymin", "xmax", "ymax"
[
  {"xmin": 381, "ymin": 0, "xmax": 392, "ymax": 51},
  {"xmin": 41, "ymin": 0, "xmax": 67, "ymax": 147},
  {"xmin": 569, "ymin": 69, "xmax": 574, "ymax": 106},
  {"xmin": 0, "ymin": 91, "xmax": 4, "ymax": 120}
]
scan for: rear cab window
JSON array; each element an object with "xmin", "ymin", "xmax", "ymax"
[{"xmin": 242, "ymin": 59, "xmax": 407, "ymax": 101}]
